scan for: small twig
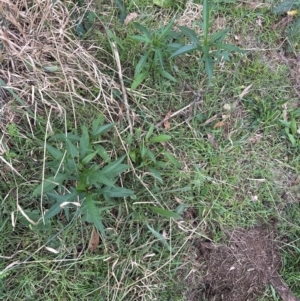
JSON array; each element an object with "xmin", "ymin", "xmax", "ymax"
[
  {"xmin": 155, "ymin": 100, "xmax": 202, "ymax": 128},
  {"xmin": 111, "ymin": 42, "xmax": 133, "ymax": 134},
  {"xmin": 155, "ymin": 88, "xmax": 202, "ymax": 128}
]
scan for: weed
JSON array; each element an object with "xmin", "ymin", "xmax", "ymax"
[
  {"xmin": 33, "ymin": 115, "xmax": 134, "ymax": 237},
  {"xmin": 126, "ymin": 124, "xmax": 181, "ymax": 183},
  {"xmin": 273, "ymin": 0, "xmax": 300, "ymax": 51},
  {"xmin": 170, "ymin": 0, "xmax": 244, "ymax": 83},
  {"xmin": 279, "ymin": 108, "xmax": 300, "ymax": 147},
  {"xmin": 130, "ymin": 20, "xmax": 182, "ymax": 89}
]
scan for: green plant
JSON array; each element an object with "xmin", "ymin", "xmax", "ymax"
[
  {"xmin": 170, "ymin": 0, "xmax": 244, "ymax": 83},
  {"xmin": 130, "ymin": 21, "xmax": 182, "ymax": 89},
  {"xmin": 70, "ymin": 0, "xmax": 96, "ymax": 37},
  {"xmin": 279, "ymin": 109, "xmax": 300, "ymax": 147},
  {"xmin": 33, "ymin": 115, "xmax": 135, "ymax": 237},
  {"xmin": 126, "ymin": 124, "xmax": 181, "ymax": 183},
  {"xmin": 273, "ymin": 0, "xmax": 300, "ymax": 51}
]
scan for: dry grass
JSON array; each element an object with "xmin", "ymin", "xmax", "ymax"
[{"xmin": 0, "ymin": 0, "xmax": 122, "ymax": 132}]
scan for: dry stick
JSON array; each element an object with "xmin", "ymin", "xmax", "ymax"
[
  {"xmin": 155, "ymin": 99, "xmax": 202, "ymax": 128},
  {"xmin": 269, "ymin": 273, "xmax": 300, "ymax": 301},
  {"xmin": 111, "ymin": 42, "xmax": 133, "ymax": 135}
]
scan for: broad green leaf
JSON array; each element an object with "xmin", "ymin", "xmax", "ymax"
[
  {"xmin": 82, "ymin": 150, "xmax": 98, "ymax": 164},
  {"xmin": 273, "ymin": 0, "xmax": 300, "ymax": 14},
  {"xmin": 149, "ymin": 134, "xmax": 171, "ymax": 143},
  {"xmin": 149, "ymin": 206, "xmax": 181, "ymax": 219},
  {"xmin": 106, "ymin": 28, "xmax": 125, "ymax": 51},
  {"xmin": 209, "ymin": 28, "xmax": 230, "ymax": 43},
  {"xmin": 146, "ymin": 224, "xmax": 172, "ymax": 252},
  {"xmin": 49, "ymin": 133, "xmax": 79, "ymax": 142},
  {"xmin": 33, "ymin": 174, "xmax": 66, "ymax": 196},
  {"xmin": 203, "ymin": 55, "xmax": 214, "ymax": 84},
  {"xmin": 156, "ymin": 160, "xmax": 167, "ymax": 168},
  {"xmin": 170, "ymin": 44, "xmax": 199, "ymax": 58},
  {"xmin": 115, "ymin": 0, "xmax": 127, "ymax": 23},
  {"xmin": 87, "ymin": 171, "xmax": 116, "ymax": 187},
  {"xmin": 93, "ymin": 123, "xmax": 115, "ymax": 136},
  {"xmin": 203, "ymin": 0, "xmax": 210, "ymax": 41},
  {"xmin": 175, "ymin": 203, "xmax": 188, "ymax": 214},
  {"xmin": 46, "ymin": 144, "xmax": 63, "ymax": 160},
  {"xmin": 158, "ymin": 20, "xmax": 174, "ymax": 40},
  {"xmin": 101, "ymin": 186, "xmax": 135, "ymax": 198},
  {"xmin": 178, "ymin": 26, "xmax": 199, "ymax": 44},
  {"xmin": 131, "ymin": 72, "xmax": 148, "ymax": 90},
  {"xmin": 288, "ymin": 133, "xmax": 296, "ymax": 146},
  {"xmin": 167, "ymin": 42, "xmax": 184, "ymax": 52},
  {"xmin": 146, "ymin": 149, "xmax": 156, "ymax": 163},
  {"xmin": 140, "ymin": 143, "xmax": 147, "ymax": 158},
  {"xmin": 154, "ymin": 48, "xmax": 164, "ymax": 68},
  {"xmin": 101, "ymin": 156, "xmax": 129, "ymax": 177},
  {"xmin": 133, "ymin": 23, "xmax": 152, "ymax": 40},
  {"xmin": 46, "ymin": 188, "xmax": 78, "ymax": 203},
  {"xmin": 279, "ymin": 120, "xmax": 291, "ymax": 128},
  {"xmin": 153, "ymin": 0, "xmax": 172, "ymax": 8},
  {"xmin": 159, "ymin": 70, "xmax": 177, "ymax": 82},
  {"xmin": 135, "ymin": 53, "xmax": 149, "ymax": 77},
  {"xmin": 131, "ymin": 35, "xmax": 151, "ymax": 43},
  {"xmin": 79, "ymin": 126, "xmax": 89, "ymax": 158},
  {"xmin": 291, "ymin": 118, "xmax": 297, "ymax": 136},
  {"xmin": 146, "ymin": 124, "xmax": 155, "ymax": 141},
  {"xmin": 148, "ymin": 167, "xmax": 163, "ymax": 183},
  {"xmin": 163, "ymin": 151, "xmax": 181, "ymax": 168},
  {"xmin": 96, "ymin": 145, "xmax": 111, "ymax": 162},
  {"xmin": 66, "ymin": 139, "xmax": 79, "ymax": 157},
  {"xmin": 81, "ymin": 195, "xmax": 106, "ymax": 237},
  {"xmin": 44, "ymin": 202, "xmax": 64, "ymax": 221},
  {"xmin": 129, "ymin": 150, "xmax": 136, "ymax": 163},
  {"xmin": 92, "ymin": 115, "xmax": 105, "ymax": 135}
]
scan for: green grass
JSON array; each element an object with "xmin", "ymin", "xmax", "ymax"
[{"xmin": 1, "ymin": 0, "xmax": 300, "ymax": 300}]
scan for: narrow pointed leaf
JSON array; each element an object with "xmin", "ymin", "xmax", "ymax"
[
  {"xmin": 79, "ymin": 126, "xmax": 89, "ymax": 158},
  {"xmin": 149, "ymin": 134, "xmax": 171, "ymax": 143},
  {"xmin": 209, "ymin": 28, "xmax": 230, "ymax": 43},
  {"xmin": 149, "ymin": 206, "xmax": 181, "ymax": 219},
  {"xmin": 159, "ymin": 70, "xmax": 177, "ymax": 82},
  {"xmin": 133, "ymin": 22, "xmax": 152, "ymax": 39},
  {"xmin": 178, "ymin": 26, "xmax": 199, "ymax": 44},
  {"xmin": 33, "ymin": 174, "xmax": 66, "ymax": 196},
  {"xmin": 170, "ymin": 44, "xmax": 198, "ymax": 58},
  {"xmin": 66, "ymin": 139, "xmax": 79, "ymax": 157},
  {"xmin": 131, "ymin": 72, "xmax": 148, "ymax": 90},
  {"xmin": 148, "ymin": 167, "xmax": 163, "ymax": 183},
  {"xmin": 131, "ymin": 35, "xmax": 151, "ymax": 43},
  {"xmin": 101, "ymin": 155, "xmax": 126, "ymax": 176},
  {"xmin": 101, "ymin": 186, "xmax": 135, "ymax": 198},
  {"xmin": 93, "ymin": 123, "xmax": 115, "ymax": 136},
  {"xmin": 82, "ymin": 196, "xmax": 106, "ymax": 237},
  {"xmin": 92, "ymin": 115, "xmax": 105, "ymax": 135},
  {"xmin": 135, "ymin": 54, "xmax": 149, "ymax": 77},
  {"xmin": 163, "ymin": 151, "xmax": 181, "ymax": 168},
  {"xmin": 82, "ymin": 150, "xmax": 98, "ymax": 164},
  {"xmin": 146, "ymin": 124, "xmax": 155, "ymax": 141},
  {"xmin": 158, "ymin": 20, "xmax": 174, "ymax": 40},
  {"xmin": 147, "ymin": 224, "xmax": 172, "ymax": 252},
  {"xmin": 46, "ymin": 144, "xmax": 63, "ymax": 160}
]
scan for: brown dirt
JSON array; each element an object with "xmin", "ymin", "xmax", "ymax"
[{"xmin": 183, "ymin": 225, "xmax": 300, "ymax": 301}]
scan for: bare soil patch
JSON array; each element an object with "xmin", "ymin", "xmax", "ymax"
[{"xmin": 184, "ymin": 226, "xmax": 300, "ymax": 301}]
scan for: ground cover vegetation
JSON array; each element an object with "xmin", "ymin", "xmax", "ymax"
[{"xmin": 0, "ymin": 0, "xmax": 299, "ymax": 300}]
